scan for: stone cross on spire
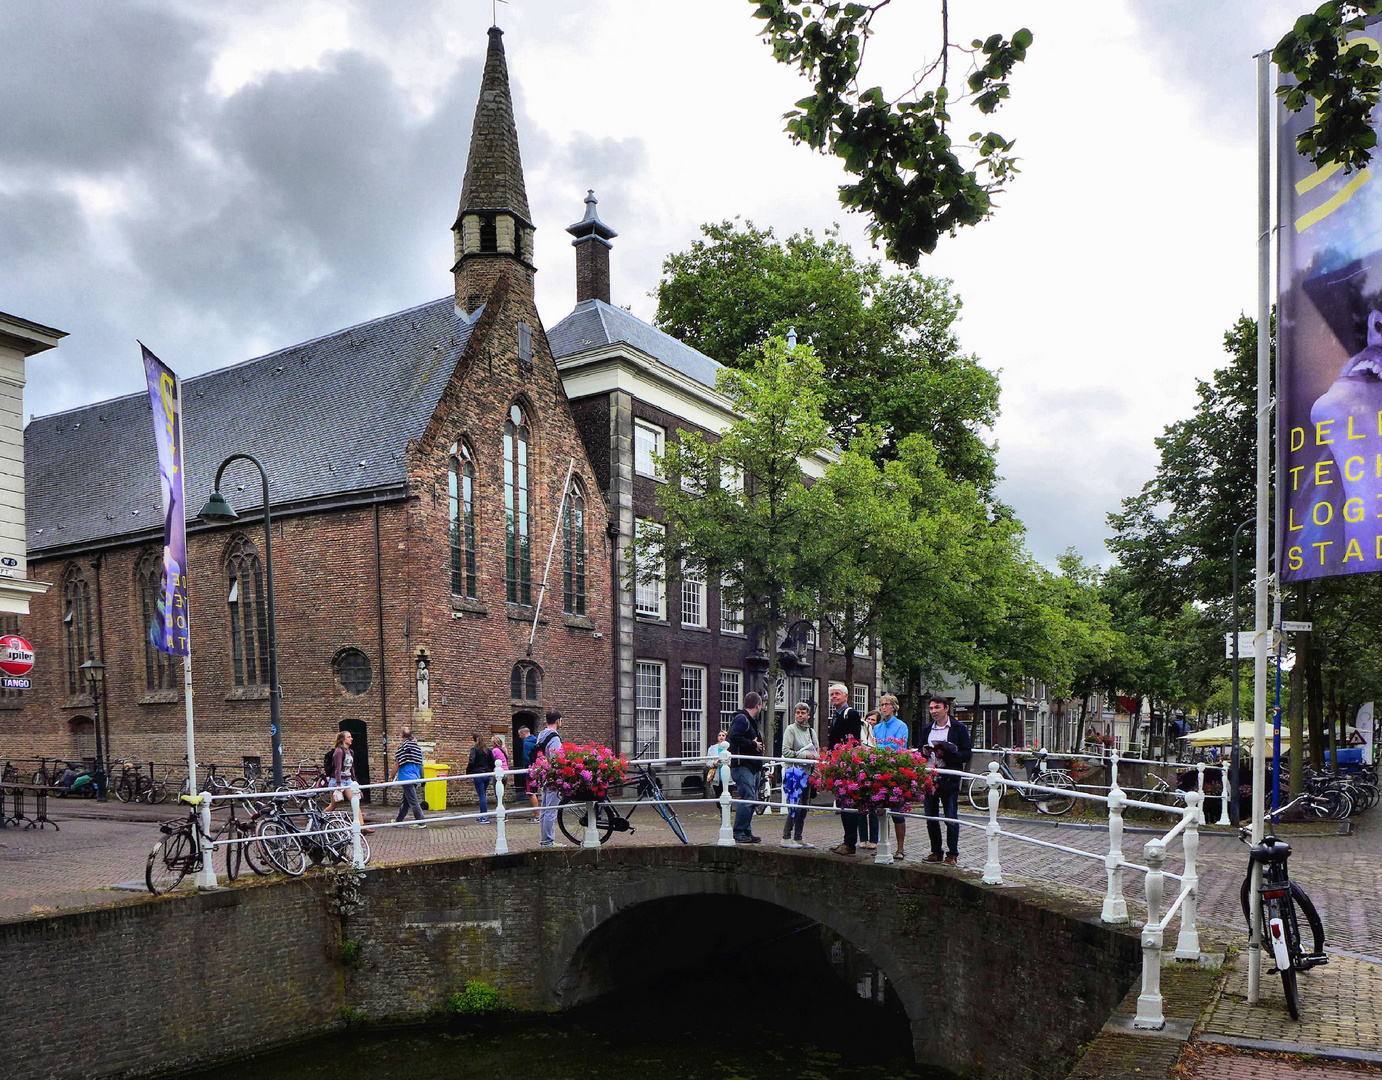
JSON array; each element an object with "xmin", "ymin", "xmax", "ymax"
[{"xmin": 453, "ymin": 25, "xmax": 535, "ymax": 313}]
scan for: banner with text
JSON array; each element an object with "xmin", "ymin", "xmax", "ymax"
[
  {"xmin": 1279, "ymin": 20, "xmax": 1382, "ymax": 582},
  {"xmin": 141, "ymin": 345, "xmax": 190, "ymax": 655}
]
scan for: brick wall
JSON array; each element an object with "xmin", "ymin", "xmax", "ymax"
[{"xmin": 0, "ymin": 849, "xmax": 1140, "ymax": 1080}]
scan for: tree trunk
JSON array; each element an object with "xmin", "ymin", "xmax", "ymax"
[
  {"xmin": 842, "ymin": 604, "xmax": 856, "ymax": 699},
  {"xmin": 1306, "ymin": 631, "xmax": 1325, "ymax": 769},
  {"xmin": 1287, "ymin": 663, "xmax": 1304, "ymax": 797},
  {"xmin": 973, "ymin": 682, "xmax": 983, "ymax": 749}
]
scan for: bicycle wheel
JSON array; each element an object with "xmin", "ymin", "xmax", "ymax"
[
  {"xmin": 652, "ymin": 796, "xmax": 689, "ymax": 844},
  {"xmin": 146, "ymin": 829, "xmax": 192, "ymax": 895},
  {"xmin": 557, "ymin": 800, "xmax": 618, "ymax": 845},
  {"xmin": 224, "ymin": 824, "xmax": 243, "ymax": 882},
  {"xmin": 240, "ymin": 820, "xmax": 274, "ymax": 876},
  {"xmin": 1263, "ymin": 896, "xmax": 1302, "ymax": 1019},
  {"xmin": 1035, "ymin": 772, "xmax": 1075, "ymax": 815},
  {"xmin": 257, "ymin": 819, "xmax": 306, "ymax": 876},
  {"xmin": 967, "ymin": 774, "xmax": 990, "ymax": 812}
]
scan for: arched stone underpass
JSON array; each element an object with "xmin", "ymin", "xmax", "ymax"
[{"xmin": 346, "ymin": 845, "xmax": 1143, "ymax": 1079}]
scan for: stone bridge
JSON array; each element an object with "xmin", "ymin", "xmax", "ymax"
[{"xmin": 1, "ymin": 846, "xmax": 1142, "ymax": 1080}]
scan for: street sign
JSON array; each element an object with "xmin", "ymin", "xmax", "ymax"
[
  {"xmin": 1225, "ymin": 630, "xmax": 1279, "ymax": 659},
  {"xmin": 1, "ymin": 677, "xmax": 29, "ymax": 689},
  {"xmin": 1280, "ymin": 620, "xmax": 1313, "ymax": 633},
  {"xmin": 0, "ymin": 635, "xmax": 34, "ymax": 677}
]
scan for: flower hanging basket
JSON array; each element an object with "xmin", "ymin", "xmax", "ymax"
[
  {"xmin": 818, "ymin": 739, "xmax": 935, "ymax": 813},
  {"xmin": 528, "ymin": 742, "xmax": 628, "ymax": 802}
]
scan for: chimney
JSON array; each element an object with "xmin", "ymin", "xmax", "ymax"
[{"xmin": 566, "ymin": 190, "xmax": 617, "ymax": 305}]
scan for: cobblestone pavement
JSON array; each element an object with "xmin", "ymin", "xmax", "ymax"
[{"xmin": 1176, "ymin": 1043, "xmax": 1382, "ymax": 1078}]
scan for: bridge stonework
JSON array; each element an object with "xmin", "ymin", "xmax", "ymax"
[{"xmin": 0, "ymin": 847, "xmax": 1142, "ymax": 1080}]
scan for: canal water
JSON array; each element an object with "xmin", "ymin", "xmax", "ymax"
[{"xmin": 187, "ymin": 921, "xmax": 954, "ymax": 1080}]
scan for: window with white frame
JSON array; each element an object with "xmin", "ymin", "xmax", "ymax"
[
  {"xmin": 719, "ymin": 461, "xmax": 743, "ymax": 495},
  {"xmin": 681, "ymin": 561, "xmax": 705, "ymax": 628},
  {"xmin": 634, "ymin": 420, "xmax": 664, "ymax": 479},
  {"xmin": 635, "ymin": 661, "xmax": 665, "ymax": 758},
  {"xmin": 681, "ymin": 665, "xmax": 706, "ymax": 760},
  {"xmin": 633, "ymin": 519, "xmax": 665, "ymax": 618},
  {"xmin": 853, "ymin": 684, "xmax": 869, "ymax": 714},
  {"xmin": 719, "ymin": 572, "xmax": 743, "ymax": 634},
  {"xmin": 719, "ymin": 669, "xmax": 742, "ymax": 731}
]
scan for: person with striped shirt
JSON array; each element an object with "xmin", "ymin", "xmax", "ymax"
[{"xmin": 393, "ymin": 727, "xmax": 427, "ymax": 827}]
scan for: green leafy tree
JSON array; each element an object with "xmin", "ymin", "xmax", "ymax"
[
  {"xmin": 654, "ymin": 219, "xmax": 1000, "ymax": 490},
  {"xmin": 751, "ymin": 1, "xmax": 1031, "ymax": 263},
  {"xmin": 1274, "ymin": 2, "xmax": 1382, "ymax": 172}
]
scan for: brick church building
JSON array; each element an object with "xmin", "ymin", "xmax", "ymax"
[{"xmin": 5, "ymin": 26, "xmax": 876, "ymax": 791}]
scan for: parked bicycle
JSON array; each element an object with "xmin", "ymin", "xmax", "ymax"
[
  {"xmin": 251, "ymin": 798, "xmax": 369, "ymax": 876},
  {"xmin": 280, "ymin": 758, "xmax": 328, "ymax": 792},
  {"xmin": 145, "ymin": 794, "xmax": 254, "ymax": 894},
  {"xmin": 966, "ymin": 750, "xmax": 1077, "ymax": 815},
  {"xmin": 557, "ymin": 748, "xmax": 688, "ymax": 845},
  {"xmin": 1240, "ymin": 792, "xmax": 1328, "ymax": 1019}
]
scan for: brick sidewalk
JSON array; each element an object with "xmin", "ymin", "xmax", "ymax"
[{"xmin": 1176, "ymin": 1043, "xmax": 1382, "ymax": 1078}]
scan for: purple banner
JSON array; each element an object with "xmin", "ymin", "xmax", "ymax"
[
  {"xmin": 1278, "ymin": 19, "xmax": 1382, "ymax": 582},
  {"xmin": 141, "ymin": 345, "xmax": 190, "ymax": 655}
]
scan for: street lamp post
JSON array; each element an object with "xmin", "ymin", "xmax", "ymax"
[
  {"xmin": 198, "ymin": 454, "xmax": 284, "ymax": 788},
  {"xmin": 1229, "ymin": 517, "xmax": 1253, "ymax": 828},
  {"xmin": 79, "ymin": 657, "xmax": 108, "ymax": 801}
]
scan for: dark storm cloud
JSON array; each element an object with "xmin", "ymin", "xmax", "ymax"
[{"xmin": 0, "ymin": 4, "xmax": 209, "ymax": 169}]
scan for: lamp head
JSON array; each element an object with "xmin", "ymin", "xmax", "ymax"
[
  {"xmin": 79, "ymin": 658, "xmax": 105, "ymax": 684},
  {"xmin": 198, "ymin": 491, "xmax": 239, "ymax": 522}
]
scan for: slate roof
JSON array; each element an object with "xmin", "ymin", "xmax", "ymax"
[
  {"xmin": 26, "ymin": 297, "xmax": 477, "ymax": 555},
  {"xmin": 546, "ymin": 299, "xmax": 722, "ymax": 391},
  {"xmin": 457, "ymin": 26, "xmax": 532, "ymax": 224}
]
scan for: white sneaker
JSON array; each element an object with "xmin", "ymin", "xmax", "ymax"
[
  {"xmin": 797, "ymin": 840, "xmax": 815, "ymax": 849},
  {"xmin": 780, "ymin": 838, "xmax": 802, "ymax": 848}
]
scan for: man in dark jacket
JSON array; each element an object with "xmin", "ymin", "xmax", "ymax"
[
  {"xmin": 825, "ymin": 682, "xmax": 865, "ymax": 856},
  {"xmin": 918, "ymin": 698, "xmax": 973, "ymax": 864},
  {"xmin": 728, "ymin": 692, "xmax": 765, "ymax": 844}
]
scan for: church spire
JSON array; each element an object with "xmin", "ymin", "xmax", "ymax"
[{"xmin": 453, "ymin": 25, "xmax": 535, "ymax": 313}]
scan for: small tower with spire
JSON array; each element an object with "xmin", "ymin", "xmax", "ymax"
[
  {"xmin": 453, "ymin": 25, "xmax": 535, "ymax": 313},
  {"xmin": 566, "ymin": 190, "xmax": 617, "ymax": 306}
]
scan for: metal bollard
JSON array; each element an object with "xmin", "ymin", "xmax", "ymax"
[
  {"xmin": 493, "ymin": 768, "xmax": 508, "ymax": 855},
  {"xmin": 1217, "ymin": 760, "xmax": 1231, "ymax": 826},
  {"xmin": 983, "ymin": 763, "xmax": 1003, "ymax": 884},
  {"xmin": 195, "ymin": 793, "xmax": 218, "ymax": 889},
  {"xmin": 1175, "ymin": 792, "xmax": 1201, "ymax": 959},
  {"xmin": 1134, "ymin": 840, "xmax": 1166, "ymax": 1029},
  {"xmin": 1102, "ymin": 775, "xmax": 1129, "ymax": 923},
  {"xmin": 582, "ymin": 798, "xmax": 600, "ymax": 849},
  {"xmin": 348, "ymin": 787, "xmax": 365, "ymax": 869},
  {"xmin": 717, "ymin": 761, "xmax": 734, "ymax": 846}
]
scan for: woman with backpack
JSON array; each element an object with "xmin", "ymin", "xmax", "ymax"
[{"xmin": 466, "ymin": 731, "xmax": 494, "ymax": 824}]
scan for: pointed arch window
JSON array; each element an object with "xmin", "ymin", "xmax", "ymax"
[
  {"xmin": 136, "ymin": 551, "xmax": 175, "ymax": 692},
  {"xmin": 562, "ymin": 481, "xmax": 586, "ymax": 616},
  {"xmin": 63, "ymin": 565, "xmax": 94, "ymax": 697},
  {"xmin": 510, "ymin": 661, "xmax": 541, "ymax": 702},
  {"xmin": 449, "ymin": 441, "xmax": 478, "ymax": 599},
  {"xmin": 226, "ymin": 536, "xmax": 269, "ymax": 687},
  {"xmin": 503, "ymin": 403, "xmax": 532, "ymax": 604}
]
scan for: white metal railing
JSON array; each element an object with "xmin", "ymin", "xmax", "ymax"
[{"xmin": 192, "ymin": 750, "xmax": 1205, "ymax": 1024}]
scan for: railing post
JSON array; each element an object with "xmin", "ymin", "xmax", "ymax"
[
  {"xmin": 717, "ymin": 760, "xmax": 734, "ymax": 846},
  {"xmin": 1102, "ymin": 773, "xmax": 1128, "ymax": 924},
  {"xmin": 348, "ymin": 787, "xmax": 365, "ymax": 869},
  {"xmin": 1195, "ymin": 761, "xmax": 1206, "ymax": 803},
  {"xmin": 1217, "ymin": 760, "xmax": 1231, "ymax": 826},
  {"xmin": 1134, "ymin": 840, "xmax": 1166, "ymax": 1029},
  {"xmin": 582, "ymin": 798, "xmax": 601, "ymax": 849},
  {"xmin": 493, "ymin": 766, "xmax": 508, "ymax": 856},
  {"xmin": 983, "ymin": 762, "xmax": 1003, "ymax": 884},
  {"xmin": 1174, "ymin": 792, "xmax": 1201, "ymax": 960},
  {"xmin": 875, "ymin": 806, "xmax": 895, "ymax": 865},
  {"xmin": 195, "ymin": 793, "xmax": 218, "ymax": 888}
]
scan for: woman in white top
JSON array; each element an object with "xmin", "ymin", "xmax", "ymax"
[{"xmin": 781, "ymin": 702, "xmax": 819, "ymax": 848}]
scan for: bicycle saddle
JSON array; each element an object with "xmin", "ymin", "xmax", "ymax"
[{"xmin": 1250, "ymin": 836, "xmax": 1292, "ymax": 864}]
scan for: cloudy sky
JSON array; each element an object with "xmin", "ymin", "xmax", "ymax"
[{"xmin": 1, "ymin": 0, "xmax": 1310, "ymax": 565}]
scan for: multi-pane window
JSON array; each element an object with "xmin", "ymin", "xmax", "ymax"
[
  {"xmin": 449, "ymin": 442, "xmax": 477, "ymax": 599},
  {"xmin": 634, "ymin": 420, "xmax": 664, "ymax": 479},
  {"xmin": 504, "ymin": 403, "xmax": 532, "ymax": 604},
  {"xmin": 680, "ymin": 561, "xmax": 705, "ymax": 628},
  {"xmin": 136, "ymin": 551, "xmax": 174, "ymax": 692},
  {"xmin": 63, "ymin": 565, "xmax": 94, "ymax": 697},
  {"xmin": 562, "ymin": 483, "xmax": 586, "ymax": 616},
  {"xmin": 510, "ymin": 661, "xmax": 541, "ymax": 702},
  {"xmin": 226, "ymin": 536, "xmax": 270, "ymax": 687},
  {"xmin": 681, "ymin": 665, "xmax": 706, "ymax": 759},
  {"xmin": 719, "ymin": 669, "xmax": 743, "ymax": 730},
  {"xmin": 720, "ymin": 573, "xmax": 743, "ymax": 634},
  {"xmin": 635, "ymin": 661, "xmax": 664, "ymax": 758},
  {"xmin": 719, "ymin": 462, "xmax": 743, "ymax": 495},
  {"xmin": 787, "ymin": 676, "xmax": 818, "ymax": 731},
  {"xmin": 518, "ymin": 322, "xmax": 533, "ymax": 367},
  {"xmin": 853, "ymin": 684, "xmax": 869, "ymax": 714},
  {"xmin": 335, "ymin": 649, "xmax": 373, "ymax": 695},
  {"xmin": 634, "ymin": 519, "xmax": 665, "ymax": 618}
]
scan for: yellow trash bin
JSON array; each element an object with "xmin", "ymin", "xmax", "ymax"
[{"xmin": 423, "ymin": 761, "xmax": 450, "ymax": 812}]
